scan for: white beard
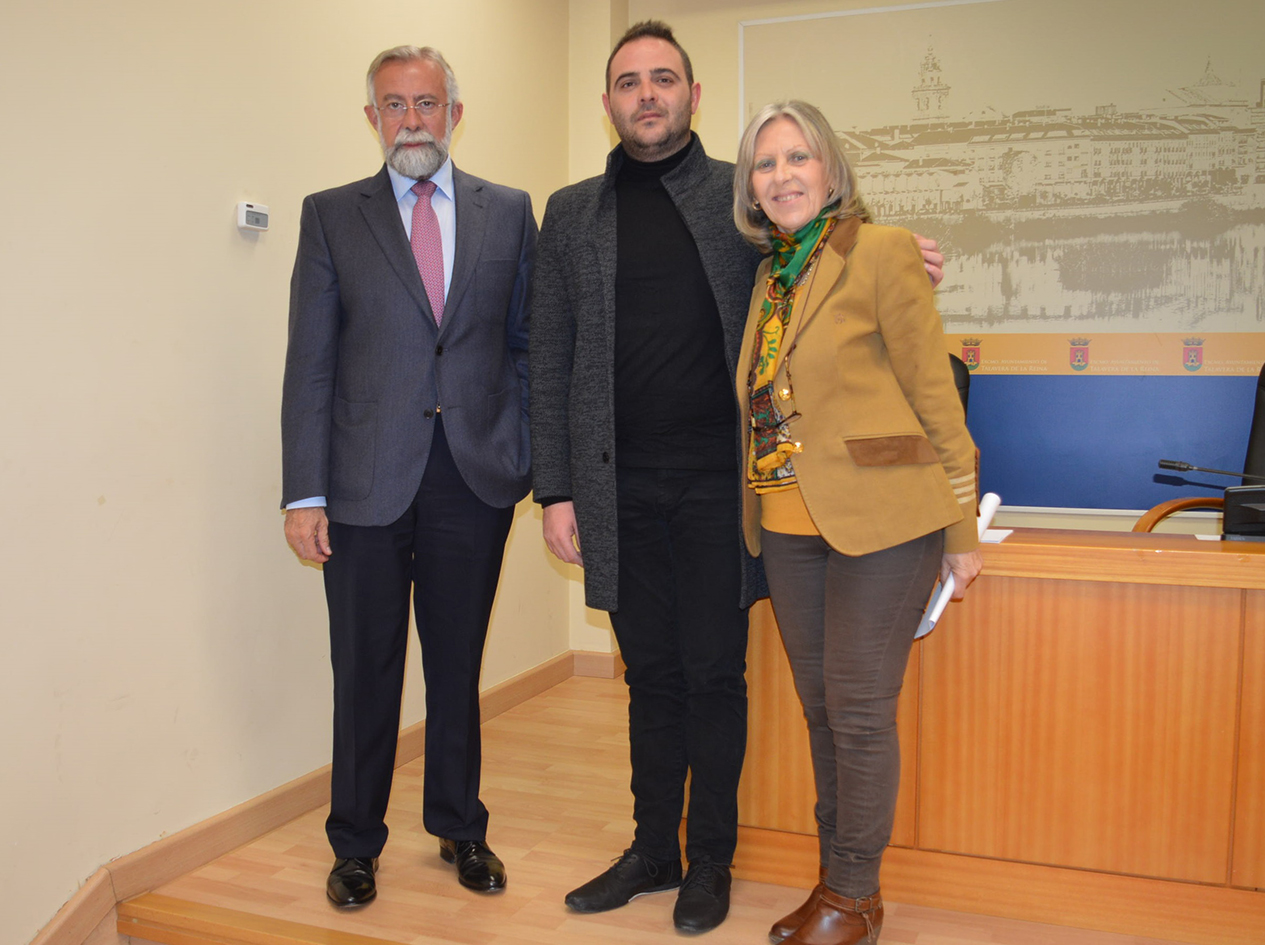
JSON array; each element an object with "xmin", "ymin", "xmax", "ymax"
[{"xmin": 383, "ymin": 126, "xmax": 450, "ymax": 180}]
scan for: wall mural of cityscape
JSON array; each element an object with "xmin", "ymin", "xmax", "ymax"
[{"xmin": 742, "ymin": 0, "xmax": 1265, "ymax": 375}]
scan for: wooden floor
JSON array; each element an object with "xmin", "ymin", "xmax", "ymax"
[{"xmin": 121, "ymin": 676, "xmax": 1199, "ymax": 945}]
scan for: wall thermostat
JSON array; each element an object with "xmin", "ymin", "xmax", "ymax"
[{"xmin": 237, "ymin": 202, "xmax": 269, "ymax": 231}]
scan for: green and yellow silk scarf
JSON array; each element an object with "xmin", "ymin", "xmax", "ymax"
[{"xmin": 747, "ymin": 207, "xmax": 837, "ymax": 493}]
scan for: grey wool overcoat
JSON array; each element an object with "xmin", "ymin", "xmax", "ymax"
[{"xmin": 529, "ymin": 135, "xmax": 768, "ymax": 612}]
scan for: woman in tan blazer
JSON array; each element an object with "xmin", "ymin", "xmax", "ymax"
[{"xmin": 732, "ymin": 101, "xmax": 982, "ymax": 945}]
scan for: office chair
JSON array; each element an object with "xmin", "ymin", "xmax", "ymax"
[
  {"xmin": 1133, "ymin": 362, "xmax": 1265, "ymax": 532},
  {"xmin": 950, "ymin": 353, "xmax": 970, "ymax": 416}
]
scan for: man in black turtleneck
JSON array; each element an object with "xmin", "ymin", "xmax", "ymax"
[
  {"xmin": 529, "ymin": 19, "xmax": 939, "ymax": 936},
  {"xmin": 530, "ymin": 21, "xmax": 756, "ymax": 935}
]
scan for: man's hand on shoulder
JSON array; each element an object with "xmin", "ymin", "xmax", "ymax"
[
  {"xmin": 285, "ymin": 507, "xmax": 332, "ymax": 563},
  {"xmin": 542, "ymin": 501, "xmax": 583, "ymax": 566},
  {"xmin": 913, "ymin": 233, "xmax": 945, "ymax": 289}
]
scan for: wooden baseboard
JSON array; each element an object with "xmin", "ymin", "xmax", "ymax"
[
  {"xmin": 82, "ymin": 908, "xmax": 122, "ymax": 945},
  {"xmin": 108, "ymin": 763, "xmax": 333, "ymax": 903},
  {"xmin": 571, "ymin": 649, "xmax": 624, "ymax": 678},
  {"xmin": 480, "ymin": 651, "xmax": 574, "ymax": 720},
  {"xmin": 28, "ymin": 869, "xmax": 119, "ymax": 945},
  {"xmin": 733, "ymin": 824, "xmax": 1265, "ymax": 945},
  {"xmin": 29, "ymin": 651, "xmax": 581, "ymax": 945}
]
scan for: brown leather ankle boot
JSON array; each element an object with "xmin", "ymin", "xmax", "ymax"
[
  {"xmin": 783, "ymin": 887, "xmax": 883, "ymax": 945},
  {"xmin": 768, "ymin": 867, "xmax": 828, "ymax": 943}
]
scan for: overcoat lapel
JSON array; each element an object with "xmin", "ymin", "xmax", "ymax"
[
  {"xmin": 358, "ymin": 167, "xmax": 435, "ymax": 323},
  {"xmin": 592, "ymin": 184, "xmax": 619, "ymax": 358}
]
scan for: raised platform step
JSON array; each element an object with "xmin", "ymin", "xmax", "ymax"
[{"xmin": 112, "ymin": 676, "xmax": 1203, "ymax": 945}]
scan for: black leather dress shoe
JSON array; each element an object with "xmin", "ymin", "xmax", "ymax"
[
  {"xmin": 326, "ymin": 856, "xmax": 378, "ymax": 907},
  {"xmin": 673, "ymin": 857, "xmax": 732, "ymax": 933},
  {"xmin": 564, "ymin": 848, "xmax": 682, "ymax": 913},
  {"xmin": 439, "ymin": 838, "xmax": 507, "ymax": 892}
]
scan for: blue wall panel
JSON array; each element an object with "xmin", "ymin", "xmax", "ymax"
[{"xmin": 969, "ymin": 375, "xmax": 1257, "ymax": 509}]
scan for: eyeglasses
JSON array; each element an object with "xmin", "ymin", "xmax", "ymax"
[{"xmin": 374, "ymin": 100, "xmax": 451, "ymax": 120}]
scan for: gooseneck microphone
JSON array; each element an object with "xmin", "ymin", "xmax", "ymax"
[{"xmin": 1157, "ymin": 459, "xmax": 1265, "ymax": 484}]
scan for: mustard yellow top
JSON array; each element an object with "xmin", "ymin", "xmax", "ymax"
[{"xmin": 760, "ymin": 485, "xmax": 819, "ymax": 536}]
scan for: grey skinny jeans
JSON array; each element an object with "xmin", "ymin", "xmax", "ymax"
[{"xmin": 760, "ymin": 527, "xmax": 942, "ymax": 897}]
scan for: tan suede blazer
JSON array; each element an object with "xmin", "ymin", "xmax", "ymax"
[{"xmin": 737, "ymin": 217, "xmax": 978, "ymax": 558}]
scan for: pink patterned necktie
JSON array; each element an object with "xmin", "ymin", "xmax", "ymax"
[{"xmin": 410, "ymin": 180, "xmax": 444, "ymax": 326}]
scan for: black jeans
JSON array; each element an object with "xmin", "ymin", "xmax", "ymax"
[{"xmin": 608, "ymin": 466, "xmax": 749, "ymax": 865}]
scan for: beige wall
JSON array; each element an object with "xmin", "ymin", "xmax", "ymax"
[
  {"xmin": 5, "ymin": 1, "xmax": 1191, "ymax": 940},
  {"xmin": 0, "ymin": 1, "xmax": 574, "ymax": 941}
]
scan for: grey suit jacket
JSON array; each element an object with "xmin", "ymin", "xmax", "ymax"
[
  {"xmin": 529, "ymin": 136, "xmax": 767, "ymax": 611},
  {"xmin": 282, "ymin": 164, "xmax": 536, "ymax": 525}
]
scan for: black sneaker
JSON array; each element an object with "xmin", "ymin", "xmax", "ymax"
[
  {"xmin": 564, "ymin": 848, "xmax": 683, "ymax": 913},
  {"xmin": 673, "ymin": 856, "xmax": 732, "ymax": 933}
]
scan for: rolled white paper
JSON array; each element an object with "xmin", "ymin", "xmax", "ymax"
[{"xmin": 914, "ymin": 492, "xmax": 1001, "ymax": 639}]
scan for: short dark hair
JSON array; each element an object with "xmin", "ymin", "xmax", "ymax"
[{"xmin": 605, "ymin": 20, "xmax": 694, "ymax": 91}]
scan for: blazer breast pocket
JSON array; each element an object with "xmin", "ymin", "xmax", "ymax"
[
  {"xmin": 329, "ymin": 397, "xmax": 377, "ymax": 501},
  {"xmin": 844, "ymin": 433, "xmax": 938, "ymax": 467}
]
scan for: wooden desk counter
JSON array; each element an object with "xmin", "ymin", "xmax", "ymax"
[
  {"xmin": 736, "ymin": 528, "xmax": 1265, "ymax": 945},
  {"xmin": 983, "ymin": 526, "xmax": 1265, "ymax": 587}
]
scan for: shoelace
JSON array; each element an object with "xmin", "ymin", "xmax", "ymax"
[
  {"xmin": 681, "ymin": 860, "xmax": 725, "ymax": 894},
  {"xmin": 611, "ymin": 850, "xmax": 659, "ymax": 879}
]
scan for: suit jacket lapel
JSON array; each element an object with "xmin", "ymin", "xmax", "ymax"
[
  {"xmin": 780, "ymin": 216, "xmax": 860, "ymax": 370},
  {"xmin": 358, "ymin": 166, "xmax": 434, "ymax": 320},
  {"xmin": 445, "ymin": 166, "xmax": 488, "ymax": 331}
]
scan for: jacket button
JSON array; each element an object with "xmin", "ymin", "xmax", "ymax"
[
  {"xmin": 424, "ymin": 409, "xmax": 434, "ymax": 419},
  {"xmin": 602, "ymin": 451, "xmax": 610, "ymax": 463},
  {"xmin": 435, "ymin": 344, "xmax": 444, "ymax": 356}
]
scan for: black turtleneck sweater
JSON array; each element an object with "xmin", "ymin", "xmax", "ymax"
[{"xmin": 613, "ymin": 140, "xmax": 737, "ymax": 470}]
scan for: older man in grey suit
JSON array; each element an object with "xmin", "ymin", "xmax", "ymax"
[{"xmin": 281, "ymin": 45, "xmax": 535, "ymax": 908}]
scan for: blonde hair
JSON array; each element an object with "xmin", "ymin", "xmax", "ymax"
[{"xmin": 733, "ymin": 100, "xmax": 868, "ymax": 252}]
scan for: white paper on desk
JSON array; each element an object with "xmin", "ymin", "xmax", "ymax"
[{"xmin": 914, "ymin": 492, "xmax": 1001, "ymax": 639}]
